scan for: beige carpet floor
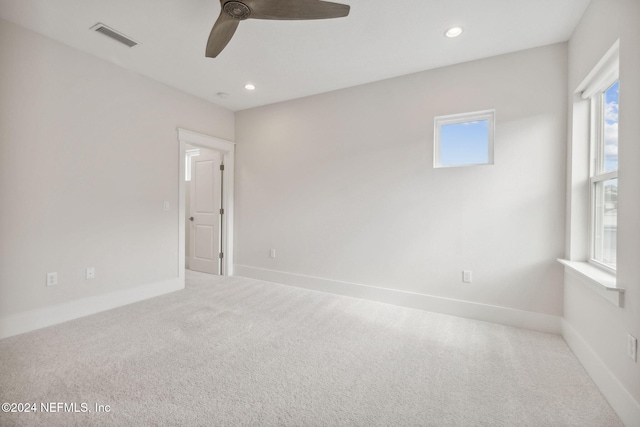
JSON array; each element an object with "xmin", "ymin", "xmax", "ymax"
[{"xmin": 0, "ymin": 270, "xmax": 622, "ymax": 426}]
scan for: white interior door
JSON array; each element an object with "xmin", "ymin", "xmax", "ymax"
[{"xmin": 189, "ymin": 149, "xmax": 222, "ymax": 274}]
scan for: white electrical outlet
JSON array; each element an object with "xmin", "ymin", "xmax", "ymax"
[
  {"xmin": 269, "ymin": 249, "xmax": 276, "ymax": 258},
  {"xmin": 86, "ymin": 267, "xmax": 96, "ymax": 280},
  {"xmin": 462, "ymin": 270, "xmax": 472, "ymax": 283},
  {"xmin": 628, "ymin": 334, "xmax": 637, "ymax": 362},
  {"xmin": 163, "ymin": 201, "xmax": 170, "ymax": 211},
  {"xmin": 46, "ymin": 272, "xmax": 58, "ymax": 287}
]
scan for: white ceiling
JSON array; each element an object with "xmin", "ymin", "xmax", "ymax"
[{"xmin": 0, "ymin": 0, "xmax": 590, "ymax": 111}]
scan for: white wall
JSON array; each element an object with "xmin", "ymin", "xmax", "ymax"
[
  {"xmin": 564, "ymin": 0, "xmax": 640, "ymax": 424},
  {"xmin": 235, "ymin": 43, "xmax": 568, "ymax": 327},
  {"xmin": 0, "ymin": 20, "xmax": 234, "ymax": 323}
]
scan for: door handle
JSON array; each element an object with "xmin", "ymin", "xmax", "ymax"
[{"xmin": 189, "ymin": 217, "xmax": 194, "ymax": 222}]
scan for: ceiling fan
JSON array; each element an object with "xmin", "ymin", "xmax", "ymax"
[{"xmin": 206, "ymin": 0, "xmax": 351, "ymax": 58}]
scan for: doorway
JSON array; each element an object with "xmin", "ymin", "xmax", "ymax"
[
  {"xmin": 185, "ymin": 144, "xmax": 222, "ymax": 274},
  {"xmin": 177, "ymin": 128, "xmax": 235, "ymax": 282}
]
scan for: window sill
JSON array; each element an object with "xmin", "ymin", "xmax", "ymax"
[{"xmin": 557, "ymin": 259, "xmax": 624, "ymax": 307}]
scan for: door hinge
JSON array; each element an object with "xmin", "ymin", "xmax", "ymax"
[
  {"xmin": 220, "ymin": 208, "xmax": 224, "ymax": 215},
  {"xmin": 219, "ymin": 253, "xmax": 224, "ymax": 259},
  {"xmin": 220, "ymin": 164, "xmax": 225, "ymax": 171}
]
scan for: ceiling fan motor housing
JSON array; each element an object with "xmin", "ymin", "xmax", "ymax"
[{"xmin": 224, "ymin": 1, "xmax": 251, "ymax": 20}]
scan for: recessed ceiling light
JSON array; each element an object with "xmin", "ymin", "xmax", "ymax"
[
  {"xmin": 445, "ymin": 27, "xmax": 463, "ymax": 38},
  {"xmin": 244, "ymin": 83, "xmax": 256, "ymax": 91}
]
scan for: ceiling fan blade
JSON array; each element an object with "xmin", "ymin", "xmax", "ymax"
[
  {"xmin": 206, "ymin": 10, "xmax": 240, "ymax": 58},
  {"xmin": 246, "ymin": 0, "xmax": 350, "ymax": 20}
]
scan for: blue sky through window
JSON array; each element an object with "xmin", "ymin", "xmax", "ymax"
[
  {"xmin": 604, "ymin": 80, "xmax": 619, "ymax": 172},
  {"xmin": 440, "ymin": 120, "xmax": 489, "ymax": 166}
]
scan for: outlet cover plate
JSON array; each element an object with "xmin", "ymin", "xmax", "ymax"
[
  {"xmin": 628, "ymin": 334, "xmax": 637, "ymax": 362},
  {"xmin": 47, "ymin": 272, "xmax": 58, "ymax": 287},
  {"xmin": 462, "ymin": 270, "xmax": 472, "ymax": 283}
]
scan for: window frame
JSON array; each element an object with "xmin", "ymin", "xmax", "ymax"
[
  {"xmin": 433, "ymin": 109, "xmax": 495, "ymax": 168},
  {"xmin": 588, "ymin": 77, "xmax": 619, "ymax": 274}
]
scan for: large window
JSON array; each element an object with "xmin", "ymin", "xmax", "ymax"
[
  {"xmin": 562, "ymin": 42, "xmax": 621, "ymax": 303},
  {"xmin": 589, "ymin": 79, "xmax": 619, "ymax": 271}
]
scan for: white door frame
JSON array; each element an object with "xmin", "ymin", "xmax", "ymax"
[{"xmin": 177, "ymin": 128, "xmax": 235, "ymax": 280}]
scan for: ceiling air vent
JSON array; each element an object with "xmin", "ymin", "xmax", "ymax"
[{"xmin": 90, "ymin": 23, "xmax": 138, "ymax": 48}]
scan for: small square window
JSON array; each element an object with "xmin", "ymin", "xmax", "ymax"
[{"xmin": 434, "ymin": 110, "xmax": 495, "ymax": 168}]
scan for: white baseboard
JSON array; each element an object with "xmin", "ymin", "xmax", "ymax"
[
  {"xmin": 234, "ymin": 265, "xmax": 561, "ymax": 334},
  {"xmin": 0, "ymin": 277, "xmax": 184, "ymax": 340},
  {"xmin": 562, "ymin": 319, "xmax": 640, "ymax": 427}
]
